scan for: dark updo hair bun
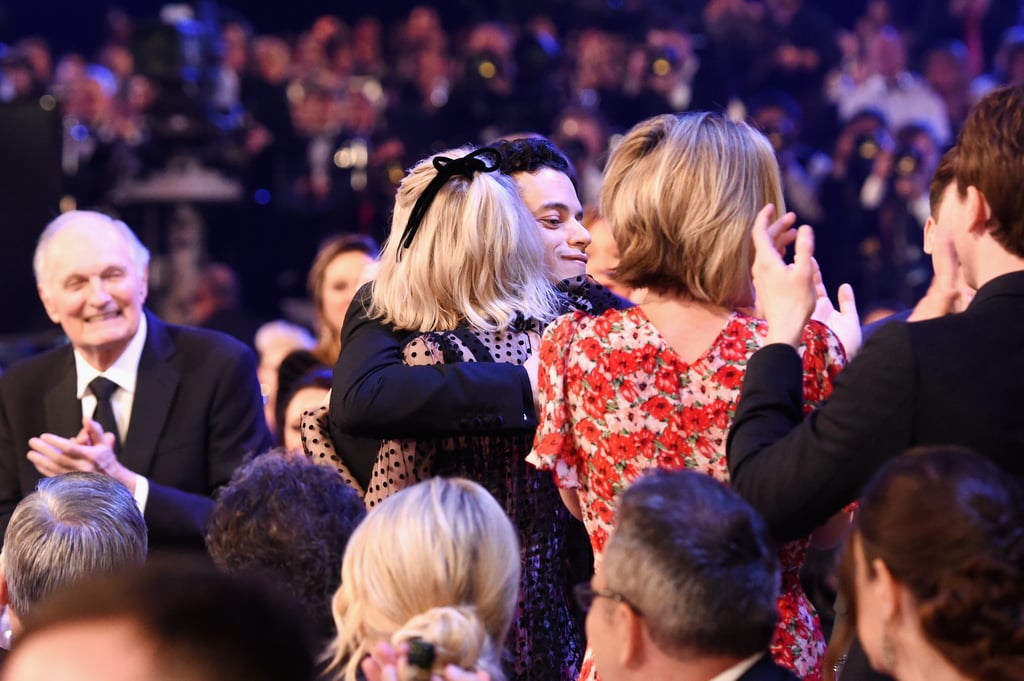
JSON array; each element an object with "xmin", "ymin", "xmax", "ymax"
[
  {"xmin": 920, "ymin": 552, "xmax": 1024, "ymax": 681},
  {"xmin": 854, "ymin": 447, "xmax": 1024, "ymax": 681}
]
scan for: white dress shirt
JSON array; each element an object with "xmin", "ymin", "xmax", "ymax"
[
  {"xmin": 707, "ymin": 653, "xmax": 765, "ymax": 681},
  {"xmin": 73, "ymin": 314, "xmax": 150, "ymax": 512}
]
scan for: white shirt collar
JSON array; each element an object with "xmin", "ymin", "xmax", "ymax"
[
  {"xmin": 75, "ymin": 313, "xmax": 148, "ymax": 398},
  {"xmin": 706, "ymin": 653, "xmax": 764, "ymax": 681}
]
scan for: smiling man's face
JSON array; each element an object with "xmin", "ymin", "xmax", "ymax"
[
  {"xmin": 514, "ymin": 167, "xmax": 592, "ymax": 282},
  {"xmin": 38, "ymin": 216, "xmax": 148, "ymax": 371}
]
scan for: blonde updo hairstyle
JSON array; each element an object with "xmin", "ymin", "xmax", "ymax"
[
  {"xmin": 329, "ymin": 477, "xmax": 520, "ymax": 681},
  {"xmin": 369, "ymin": 147, "xmax": 560, "ymax": 332},
  {"xmin": 600, "ymin": 112, "xmax": 784, "ymax": 308}
]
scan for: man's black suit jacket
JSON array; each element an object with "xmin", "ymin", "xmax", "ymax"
[
  {"xmin": 0, "ymin": 311, "xmax": 272, "ymax": 550},
  {"xmin": 727, "ymin": 270, "xmax": 1024, "ymax": 541}
]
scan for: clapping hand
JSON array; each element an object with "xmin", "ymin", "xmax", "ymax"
[
  {"xmin": 811, "ymin": 261, "xmax": 861, "ymax": 358},
  {"xmin": 750, "ymin": 205, "xmax": 817, "ymax": 347},
  {"xmin": 26, "ymin": 417, "xmax": 137, "ymax": 492}
]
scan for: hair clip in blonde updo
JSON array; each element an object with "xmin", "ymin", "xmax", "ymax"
[{"xmin": 404, "ymin": 638, "xmax": 435, "ymax": 681}]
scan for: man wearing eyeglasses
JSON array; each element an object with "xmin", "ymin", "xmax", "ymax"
[{"xmin": 576, "ymin": 468, "xmax": 798, "ymax": 681}]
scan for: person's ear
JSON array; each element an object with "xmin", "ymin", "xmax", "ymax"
[
  {"xmin": 964, "ymin": 186, "xmax": 992, "ymax": 236},
  {"xmin": 619, "ymin": 603, "xmax": 646, "ymax": 668},
  {"xmin": 138, "ymin": 267, "xmax": 150, "ymax": 305},
  {"xmin": 870, "ymin": 558, "xmax": 900, "ymax": 621},
  {"xmin": 0, "ymin": 566, "xmax": 10, "ymax": 608},
  {"xmin": 38, "ymin": 285, "xmax": 61, "ymax": 324},
  {"xmin": 0, "ymin": 567, "xmax": 22, "ymax": 638},
  {"xmin": 922, "ymin": 216, "xmax": 936, "ymax": 255}
]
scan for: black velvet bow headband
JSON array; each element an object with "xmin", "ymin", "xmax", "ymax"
[{"xmin": 397, "ymin": 147, "xmax": 502, "ymax": 257}]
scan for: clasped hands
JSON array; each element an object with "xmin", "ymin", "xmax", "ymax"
[{"xmin": 27, "ymin": 417, "xmax": 137, "ymax": 492}]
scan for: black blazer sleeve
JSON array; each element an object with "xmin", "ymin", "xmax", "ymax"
[
  {"xmin": 330, "ymin": 284, "xmax": 535, "ymax": 441},
  {"xmin": 142, "ymin": 483, "xmax": 215, "ymax": 549},
  {"xmin": 727, "ymin": 322, "xmax": 917, "ymax": 541},
  {"xmin": 0, "ymin": 350, "xmax": 80, "ymax": 542},
  {"xmin": 0, "ymin": 381, "xmax": 24, "ymax": 538},
  {"xmin": 141, "ymin": 333, "xmax": 271, "ymax": 550}
]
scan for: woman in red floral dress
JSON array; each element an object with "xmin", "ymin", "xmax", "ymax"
[{"xmin": 529, "ymin": 112, "xmax": 848, "ymax": 681}]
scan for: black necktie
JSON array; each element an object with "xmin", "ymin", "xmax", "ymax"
[{"xmin": 89, "ymin": 376, "xmax": 121, "ymax": 453}]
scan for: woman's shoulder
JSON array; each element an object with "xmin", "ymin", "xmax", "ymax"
[
  {"xmin": 728, "ymin": 312, "xmax": 846, "ymax": 363},
  {"xmin": 407, "ymin": 323, "xmax": 542, "ymax": 365},
  {"xmin": 544, "ymin": 306, "xmax": 637, "ymax": 341},
  {"xmin": 724, "ymin": 310, "xmax": 770, "ymax": 346},
  {"xmin": 800, "ymin": 320, "xmax": 847, "ymax": 362}
]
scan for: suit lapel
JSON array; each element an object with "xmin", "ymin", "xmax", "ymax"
[
  {"xmin": 121, "ymin": 312, "xmax": 180, "ymax": 476},
  {"xmin": 42, "ymin": 348, "xmax": 84, "ymax": 438}
]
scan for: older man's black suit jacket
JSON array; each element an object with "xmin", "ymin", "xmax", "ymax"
[
  {"xmin": 728, "ymin": 270, "xmax": 1024, "ymax": 541},
  {"xmin": 0, "ymin": 311, "xmax": 271, "ymax": 551}
]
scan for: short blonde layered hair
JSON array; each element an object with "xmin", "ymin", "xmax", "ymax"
[
  {"xmin": 601, "ymin": 112, "xmax": 784, "ymax": 307},
  {"xmin": 370, "ymin": 147, "xmax": 560, "ymax": 332},
  {"xmin": 329, "ymin": 478, "xmax": 520, "ymax": 681}
]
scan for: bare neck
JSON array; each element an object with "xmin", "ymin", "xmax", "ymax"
[
  {"xmin": 639, "ymin": 293, "xmax": 734, "ymax": 364},
  {"xmin": 79, "ymin": 344, "xmax": 130, "ymax": 373},
  {"xmin": 969, "ymin": 237, "xmax": 1024, "ymax": 292},
  {"xmin": 891, "ymin": 635, "xmax": 975, "ymax": 681}
]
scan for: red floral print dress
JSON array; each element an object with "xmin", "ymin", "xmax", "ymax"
[{"xmin": 528, "ymin": 306, "xmax": 846, "ymax": 681}]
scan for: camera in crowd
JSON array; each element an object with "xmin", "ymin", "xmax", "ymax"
[
  {"xmin": 467, "ymin": 50, "xmax": 504, "ymax": 82},
  {"xmin": 855, "ymin": 132, "xmax": 883, "ymax": 162},
  {"xmin": 646, "ymin": 45, "xmax": 681, "ymax": 79},
  {"xmin": 893, "ymin": 145, "xmax": 922, "ymax": 178},
  {"xmin": 850, "ymin": 130, "xmax": 886, "ymax": 179}
]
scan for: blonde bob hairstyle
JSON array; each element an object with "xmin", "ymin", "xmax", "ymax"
[
  {"xmin": 328, "ymin": 477, "xmax": 520, "ymax": 681},
  {"xmin": 369, "ymin": 147, "xmax": 561, "ymax": 332},
  {"xmin": 600, "ymin": 112, "xmax": 784, "ymax": 307}
]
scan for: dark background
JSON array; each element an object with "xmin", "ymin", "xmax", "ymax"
[
  {"xmin": 0, "ymin": 0, "xmax": 872, "ymax": 337},
  {"xmin": 0, "ymin": 0, "xmax": 872, "ymax": 54},
  {"xmin": 0, "ymin": 0, "xmax": 1007, "ymax": 340}
]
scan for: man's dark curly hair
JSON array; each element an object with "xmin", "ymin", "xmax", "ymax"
[
  {"xmin": 488, "ymin": 136, "xmax": 578, "ymax": 184},
  {"xmin": 206, "ymin": 450, "xmax": 366, "ymax": 643}
]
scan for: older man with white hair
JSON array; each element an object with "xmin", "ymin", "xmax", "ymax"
[{"xmin": 0, "ymin": 211, "xmax": 270, "ymax": 551}]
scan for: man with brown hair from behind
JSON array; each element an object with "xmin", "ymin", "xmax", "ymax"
[{"xmin": 729, "ymin": 82, "xmax": 1024, "ymax": 540}]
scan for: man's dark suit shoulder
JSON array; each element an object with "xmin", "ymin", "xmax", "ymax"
[
  {"xmin": 154, "ymin": 317, "xmax": 259, "ymax": 367},
  {"xmin": 0, "ymin": 341, "xmax": 71, "ymax": 385},
  {"xmin": 729, "ymin": 271, "xmax": 1024, "ymax": 540}
]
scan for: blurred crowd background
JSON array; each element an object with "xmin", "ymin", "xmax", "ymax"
[{"xmin": 1, "ymin": 0, "xmax": 1022, "ymax": 346}]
